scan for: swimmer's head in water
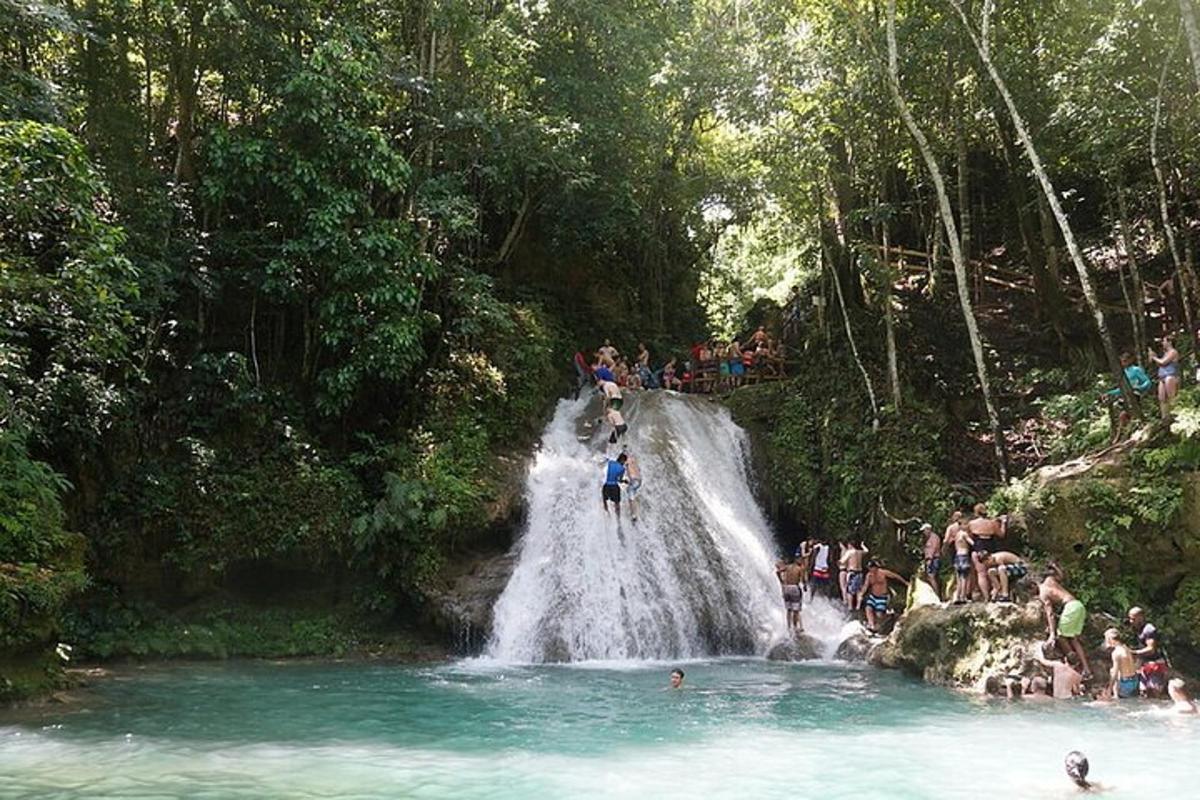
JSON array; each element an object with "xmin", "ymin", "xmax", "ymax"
[
  {"xmin": 1065, "ymin": 751, "xmax": 1090, "ymax": 788},
  {"xmin": 669, "ymin": 669, "xmax": 684, "ymax": 688}
]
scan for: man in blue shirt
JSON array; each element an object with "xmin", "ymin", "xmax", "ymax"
[
  {"xmin": 1103, "ymin": 352, "xmax": 1152, "ymax": 442},
  {"xmin": 602, "ymin": 453, "xmax": 628, "ymax": 518}
]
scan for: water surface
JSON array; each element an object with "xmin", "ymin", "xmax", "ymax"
[{"xmin": 2, "ymin": 659, "xmax": 1196, "ymax": 799}]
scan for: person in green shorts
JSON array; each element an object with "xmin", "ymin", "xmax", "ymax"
[{"xmin": 1038, "ymin": 563, "xmax": 1093, "ymax": 681}]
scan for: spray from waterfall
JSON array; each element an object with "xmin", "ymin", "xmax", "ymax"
[{"xmin": 487, "ymin": 391, "xmax": 850, "ymax": 663}]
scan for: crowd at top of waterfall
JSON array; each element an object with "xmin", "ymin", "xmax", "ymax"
[
  {"xmin": 572, "ymin": 328, "xmax": 788, "ymax": 403},
  {"xmin": 775, "ymin": 502, "xmax": 1197, "ymax": 711}
]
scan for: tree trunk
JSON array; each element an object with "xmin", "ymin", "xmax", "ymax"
[
  {"xmin": 886, "ymin": 0, "xmax": 1007, "ymax": 479},
  {"xmin": 1180, "ymin": 0, "xmax": 1200, "ymax": 91},
  {"xmin": 881, "ymin": 218, "xmax": 902, "ymax": 411},
  {"xmin": 948, "ymin": 0, "xmax": 1133, "ymax": 411},
  {"xmin": 1114, "ymin": 184, "xmax": 1148, "ymax": 356},
  {"xmin": 828, "ymin": 245, "xmax": 880, "ymax": 431},
  {"xmin": 1151, "ymin": 42, "xmax": 1196, "ymax": 336},
  {"xmin": 956, "ymin": 108, "xmax": 976, "ymax": 303}
]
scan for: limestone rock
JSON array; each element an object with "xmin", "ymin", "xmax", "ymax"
[
  {"xmin": 766, "ymin": 634, "xmax": 821, "ymax": 661},
  {"xmin": 835, "ymin": 632, "xmax": 874, "ymax": 662},
  {"xmin": 422, "ymin": 550, "xmax": 518, "ymax": 654}
]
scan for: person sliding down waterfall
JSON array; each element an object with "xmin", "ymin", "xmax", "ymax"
[
  {"xmin": 858, "ymin": 560, "xmax": 908, "ymax": 634},
  {"xmin": 602, "ymin": 453, "xmax": 628, "ymax": 519}
]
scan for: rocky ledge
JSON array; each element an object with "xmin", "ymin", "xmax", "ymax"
[{"xmin": 870, "ymin": 599, "xmax": 1116, "ymax": 692}]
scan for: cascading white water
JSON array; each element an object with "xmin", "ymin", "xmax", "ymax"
[{"xmin": 487, "ymin": 391, "xmax": 847, "ymax": 663}]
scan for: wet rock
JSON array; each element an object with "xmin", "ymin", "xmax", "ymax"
[
  {"xmin": 423, "ymin": 550, "xmax": 518, "ymax": 654},
  {"xmin": 766, "ymin": 634, "xmax": 821, "ymax": 661},
  {"xmin": 835, "ymin": 633, "xmax": 874, "ymax": 662}
]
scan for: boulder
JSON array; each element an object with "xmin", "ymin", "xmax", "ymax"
[
  {"xmin": 766, "ymin": 633, "xmax": 821, "ymax": 661},
  {"xmin": 422, "ymin": 550, "xmax": 518, "ymax": 654},
  {"xmin": 834, "ymin": 632, "xmax": 874, "ymax": 662}
]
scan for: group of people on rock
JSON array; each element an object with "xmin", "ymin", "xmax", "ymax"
[
  {"xmin": 774, "ymin": 503, "xmax": 1196, "ymax": 711},
  {"xmin": 774, "ymin": 538, "xmax": 908, "ymax": 634},
  {"xmin": 1102, "ymin": 336, "xmax": 1181, "ymax": 441},
  {"xmin": 685, "ymin": 327, "xmax": 786, "ymax": 393}
]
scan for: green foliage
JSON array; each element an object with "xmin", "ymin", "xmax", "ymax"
[
  {"xmin": 64, "ymin": 602, "xmax": 360, "ymax": 661},
  {"xmin": 1167, "ymin": 577, "xmax": 1200, "ymax": 652},
  {"xmin": 0, "ymin": 427, "xmax": 88, "ymax": 648},
  {"xmin": 0, "ymin": 120, "xmax": 137, "ymax": 440}
]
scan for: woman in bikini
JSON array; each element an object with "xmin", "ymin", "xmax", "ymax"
[{"xmin": 1148, "ymin": 336, "xmax": 1180, "ymax": 420}]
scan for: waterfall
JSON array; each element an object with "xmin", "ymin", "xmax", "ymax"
[{"xmin": 487, "ymin": 391, "xmax": 845, "ymax": 663}]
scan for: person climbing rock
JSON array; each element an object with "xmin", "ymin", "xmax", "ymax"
[
  {"xmin": 598, "ymin": 377, "xmax": 623, "ymax": 411},
  {"xmin": 605, "ymin": 406, "xmax": 628, "ymax": 444},
  {"xmin": 1038, "ymin": 564, "xmax": 1093, "ymax": 681},
  {"xmin": 967, "ymin": 504, "xmax": 1006, "ymax": 601},
  {"xmin": 1102, "ymin": 628, "xmax": 1139, "ymax": 700},
  {"xmin": 980, "ymin": 551, "xmax": 1027, "ymax": 602},
  {"xmin": 602, "ymin": 453, "xmax": 628, "ymax": 518},
  {"xmin": 1127, "ymin": 606, "xmax": 1169, "ymax": 697},
  {"xmin": 775, "ymin": 552, "xmax": 806, "ymax": 633},
  {"xmin": 624, "ymin": 451, "xmax": 642, "ymax": 521},
  {"xmin": 1034, "ymin": 641, "xmax": 1085, "ymax": 699},
  {"xmin": 857, "ymin": 559, "xmax": 908, "ymax": 633},
  {"xmin": 1101, "ymin": 351, "xmax": 1152, "ymax": 442}
]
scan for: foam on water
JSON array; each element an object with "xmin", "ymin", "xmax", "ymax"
[
  {"xmin": 487, "ymin": 391, "xmax": 829, "ymax": 662},
  {"xmin": 1, "ymin": 660, "xmax": 1197, "ymax": 799}
]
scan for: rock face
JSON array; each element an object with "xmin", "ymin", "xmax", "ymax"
[
  {"xmin": 423, "ymin": 550, "xmax": 518, "ymax": 654},
  {"xmin": 766, "ymin": 634, "xmax": 821, "ymax": 661},
  {"xmin": 871, "ymin": 600, "xmax": 1116, "ymax": 691},
  {"xmin": 834, "ymin": 632, "xmax": 875, "ymax": 662}
]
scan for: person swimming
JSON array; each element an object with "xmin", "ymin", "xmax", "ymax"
[
  {"xmin": 1065, "ymin": 751, "xmax": 1091, "ymax": 790},
  {"xmin": 669, "ymin": 668, "xmax": 685, "ymax": 689}
]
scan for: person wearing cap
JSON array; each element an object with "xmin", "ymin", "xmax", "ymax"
[
  {"xmin": 775, "ymin": 552, "xmax": 806, "ymax": 633},
  {"xmin": 920, "ymin": 523, "xmax": 941, "ymax": 595},
  {"xmin": 857, "ymin": 559, "xmax": 908, "ymax": 633}
]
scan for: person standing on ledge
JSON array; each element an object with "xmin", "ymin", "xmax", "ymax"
[
  {"xmin": 602, "ymin": 454, "xmax": 627, "ymax": 518},
  {"xmin": 920, "ymin": 523, "xmax": 941, "ymax": 595},
  {"xmin": 858, "ymin": 559, "xmax": 908, "ymax": 633},
  {"xmin": 1038, "ymin": 564, "xmax": 1093, "ymax": 681},
  {"xmin": 775, "ymin": 552, "xmax": 806, "ymax": 633}
]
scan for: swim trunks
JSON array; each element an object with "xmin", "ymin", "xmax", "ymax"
[
  {"xmin": 719, "ymin": 362, "xmax": 730, "ymax": 377},
  {"xmin": 1058, "ymin": 598, "xmax": 1086, "ymax": 638},
  {"xmin": 1005, "ymin": 563, "xmax": 1028, "ymax": 580},
  {"xmin": 610, "ymin": 397, "xmax": 624, "ymax": 411},
  {"xmin": 602, "ymin": 483, "xmax": 621, "ymax": 504},
  {"xmin": 1117, "ymin": 675, "xmax": 1140, "ymax": 698},
  {"xmin": 865, "ymin": 593, "xmax": 889, "ymax": 613},
  {"xmin": 782, "ymin": 584, "xmax": 803, "ymax": 612},
  {"xmin": 846, "ymin": 570, "xmax": 864, "ymax": 596},
  {"xmin": 972, "ymin": 536, "xmax": 996, "ymax": 554},
  {"xmin": 1139, "ymin": 660, "xmax": 1168, "ymax": 693},
  {"xmin": 627, "ymin": 478, "xmax": 642, "ymax": 499},
  {"xmin": 953, "ymin": 553, "xmax": 972, "ymax": 576},
  {"xmin": 811, "ymin": 568, "xmax": 830, "ymax": 582},
  {"xmin": 731, "ymin": 361, "xmax": 745, "ymax": 376},
  {"xmin": 924, "ymin": 557, "xmax": 941, "ymax": 576}
]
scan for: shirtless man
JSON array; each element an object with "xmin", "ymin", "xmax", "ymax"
[
  {"xmin": 798, "ymin": 539, "xmax": 813, "ymax": 591},
  {"xmin": 624, "ymin": 452, "xmax": 642, "ymax": 522},
  {"xmin": 841, "ymin": 541, "xmax": 866, "ymax": 611},
  {"xmin": 1034, "ymin": 641, "xmax": 1084, "ymax": 699},
  {"xmin": 1168, "ymin": 678, "xmax": 1197, "ymax": 714},
  {"xmin": 950, "ymin": 521, "xmax": 975, "ymax": 604},
  {"xmin": 967, "ymin": 504, "xmax": 1006, "ymax": 601},
  {"xmin": 775, "ymin": 553, "xmax": 806, "ymax": 633},
  {"xmin": 857, "ymin": 559, "xmax": 908, "ymax": 633},
  {"xmin": 980, "ymin": 551, "xmax": 1027, "ymax": 602},
  {"xmin": 920, "ymin": 523, "xmax": 941, "ymax": 594},
  {"xmin": 1038, "ymin": 564, "xmax": 1093, "ymax": 680},
  {"xmin": 1023, "ymin": 675, "xmax": 1053, "ymax": 703},
  {"xmin": 1103, "ymin": 628, "xmax": 1139, "ymax": 699},
  {"xmin": 598, "ymin": 339, "xmax": 619, "ymax": 366}
]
